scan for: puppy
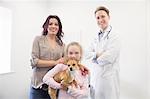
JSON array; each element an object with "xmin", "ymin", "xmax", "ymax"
[{"xmin": 48, "ymin": 58, "xmax": 80, "ymax": 99}]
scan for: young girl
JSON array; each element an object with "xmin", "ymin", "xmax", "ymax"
[{"xmin": 43, "ymin": 42, "xmax": 89, "ymax": 99}]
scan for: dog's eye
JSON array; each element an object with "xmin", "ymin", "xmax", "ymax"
[
  {"xmin": 67, "ymin": 64, "xmax": 70, "ymax": 67},
  {"xmin": 72, "ymin": 64, "xmax": 75, "ymax": 66}
]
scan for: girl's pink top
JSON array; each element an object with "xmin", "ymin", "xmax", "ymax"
[{"xmin": 43, "ymin": 64, "xmax": 89, "ymax": 99}]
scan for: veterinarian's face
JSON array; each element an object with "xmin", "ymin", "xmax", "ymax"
[
  {"xmin": 67, "ymin": 45, "xmax": 81, "ymax": 61},
  {"xmin": 95, "ymin": 10, "xmax": 110, "ymax": 30}
]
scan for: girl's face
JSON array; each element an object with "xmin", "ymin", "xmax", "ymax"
[
  {"xmin": 47, "ymin": 18, "xmax": 59, "ymax": 35},
  {"xmin": 95, "ymin": 10, "xmax": 110, "ymax": 30},
  {"xmin": 67, "ymin": 45, "xmax": 81, "ymax": 61}
]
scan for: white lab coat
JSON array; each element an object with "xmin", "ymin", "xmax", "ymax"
[{"xmin": 85, "ymin": 25, "xmax": 120, "ymax": 99}]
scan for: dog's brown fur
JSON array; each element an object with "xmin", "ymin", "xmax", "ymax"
[{"xmin": 48, "ymin": 58, "xmax": 82, "ymax": 99}]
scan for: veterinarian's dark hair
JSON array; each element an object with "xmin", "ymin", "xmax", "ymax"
[
  {"xmin": 95, "ymin": 6, "xmax": 110, "ymax": 16},
  {"xmin": 42, "ymin": 15, "xmax": 64, "ymax": 46},
  {"xmin": 65, "ymin": 42, "xmax": 82, "ymax": 60}
]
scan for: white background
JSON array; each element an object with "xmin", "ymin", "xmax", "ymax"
[
  {"xmin": 0, "ymin": 0, "xmax": 149, "ymax": 99},
  {"xmin": 0, "ymin": 7, "xmax": 11, "ymax": 74}
]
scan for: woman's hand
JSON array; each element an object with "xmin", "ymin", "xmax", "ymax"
[{"xmin": 56, "ymin": 57, "xmax": 65, "ymax": 64}]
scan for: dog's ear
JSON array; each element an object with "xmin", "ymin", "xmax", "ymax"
[
  {"xmin": 64, "ymin": 57, "xmax": 69, "ymax": 65},
  {"xmin": 70, "ymin": 58, "xmax": 79, "ymax": 64},
  {"xmin": 78, "ymin": 63, "xmax": 84, "ymax": 68}
]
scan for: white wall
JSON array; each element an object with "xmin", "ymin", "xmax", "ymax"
[
  {"xmin": 0, "ymin": 6, "xmax": 12, "ymax": 74},
  {"xmin": 0, "ymin": 0, "xmax": 149, "ymax": 99},
  {"xmin": 147, "ymin": 0, "xmax": 150, "ymax": 98},
  {"xmin": 0, "ymin": 1, "xmax": 48, "ymax": 99}
]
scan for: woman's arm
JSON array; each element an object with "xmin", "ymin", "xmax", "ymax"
[
  {"xmin": 36, "ymin": 58, "xmax": 64, "ymax": 67},
  {"xmin": 30, "ymin": 36, "xmax": 64, "ymax": 67}
]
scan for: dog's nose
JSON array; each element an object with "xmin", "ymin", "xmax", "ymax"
[{"xmin": 70, "ymin": 67, "xmax": 73, "ymax": 71}]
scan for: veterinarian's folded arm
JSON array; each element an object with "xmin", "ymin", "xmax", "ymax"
[
  {"xmin": 43, "ymin": 64, "xmax": 65, "ymax": 89},
  {"xmin": 96, "ymin": 35, "xmax": 120, "ymax": 66},
  {"xmin": 85, "ymin": 51, "xmax": 97, "ymax": 61}
]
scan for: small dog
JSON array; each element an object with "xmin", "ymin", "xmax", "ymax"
[{"xmin": 48, "ymin": 58, "xmax": 80, "ymax": 99}]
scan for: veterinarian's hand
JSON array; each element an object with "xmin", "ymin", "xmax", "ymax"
[{"xmin": 96, "ymin": 51, "xmax": 105, "ymax": 59}]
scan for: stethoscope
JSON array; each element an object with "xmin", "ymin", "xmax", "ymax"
[{"xmin": 98, "ymin": 25, "xmax": 112, "ymax": 41}]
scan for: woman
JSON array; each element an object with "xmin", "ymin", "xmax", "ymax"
[
  {"xmin": 86, "ymin": 6, "xmax": 120, "ymax": 99},
  {"xmin": 29, "ymin": 15, "xmax": 65, "ymax": 99}
]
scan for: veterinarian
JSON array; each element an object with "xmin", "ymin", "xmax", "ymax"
[
  {"xmin": 85, "ymin": 6, "xmax": 120, "ymax": 99},
  {"xmin": 29, "ymin": 15, "xmax": 65, "ymax": 99},
  {"xmin": 43, "ymin": 42, "xmax": 90, "ymax": 99}
]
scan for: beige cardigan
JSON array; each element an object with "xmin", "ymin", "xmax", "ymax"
[{"xmin": 30, "ymin": 35, "xmax": 64, "ymax": 88}]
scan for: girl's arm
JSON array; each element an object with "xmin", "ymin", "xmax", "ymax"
[{"xmin": 43, "ymin": 64, "xmax": 67, "ymax": 89}]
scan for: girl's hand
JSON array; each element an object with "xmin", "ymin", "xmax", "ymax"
[
  {"xmin": 60, "ymin": 83, "xmax": 68, "ymax": 91},
  {"xmin": 79, "ymin": 64, "xmax": 89, "ymax": 76}
]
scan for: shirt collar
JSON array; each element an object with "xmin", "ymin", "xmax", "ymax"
[
  {"xmin": 99, "ymin": 25, "xmax": 112, "ymax": 39},
  {"xmin": 100, "ymin": 25, "xmax": 111, "ymax": 33}
]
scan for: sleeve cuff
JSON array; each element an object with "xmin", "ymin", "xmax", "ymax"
[
  {"xmin": 96, "ymin": 57, "xmax": 110, "ymax": 66},
  {"xmin": 30, "ymin": 58, "xmax": 39, "ymax": 66}
]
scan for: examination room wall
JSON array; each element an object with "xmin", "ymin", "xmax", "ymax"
[
  {"xmin": 0, "ymin": 1, "xmax": 49, "ymax": 99},
  {"xmin": 0, "ymin": 0, "xmax": 149, "ymax": 99},
  {"xmin": 147, "ymin": 0, "xmax": 150, "ymax": 98}
]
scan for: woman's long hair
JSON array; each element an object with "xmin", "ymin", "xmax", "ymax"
[{"xmin": 42, "ymin": 15, "xmax": 64, "ymax": 46}]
